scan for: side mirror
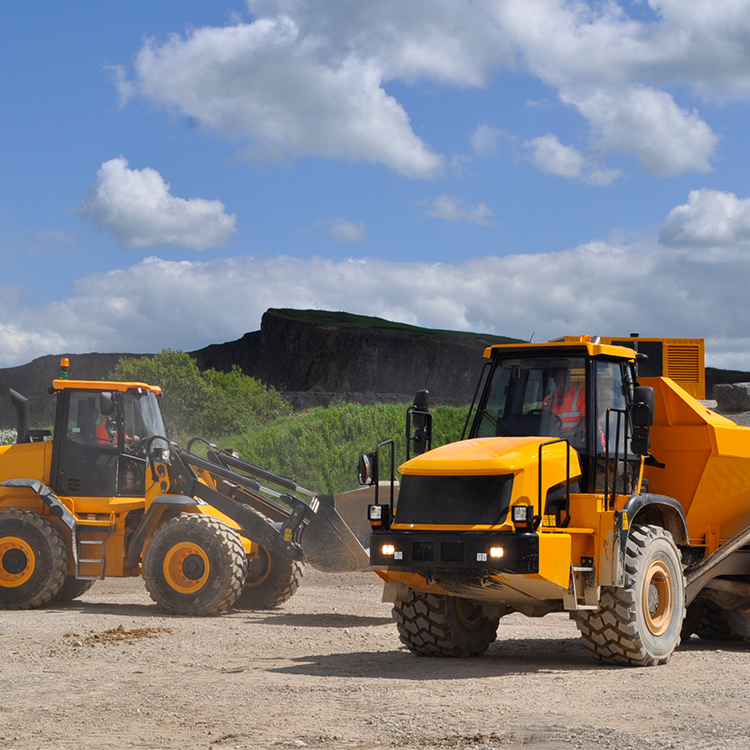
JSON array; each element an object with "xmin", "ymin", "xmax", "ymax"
[
  {"xmin": 407, "ymin": 390, "xmax": 432, "ymax": 460},
  {"xmin": 99, "ymin": 392, "xmax": 115, "ymax": 417},
  {"xmin": 631, "ymin": 426, "xmax": 650, "ymax": 456},
  {"xmin": 358, "ymin": 452, "xmax": 378, "ymax": 486},
  {"xmin": 632, "ymin": 386, "xmax": 655, "ymax": 427}
]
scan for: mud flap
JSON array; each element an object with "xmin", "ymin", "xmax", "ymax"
[{"xmin": 300, "ymin": 493, "xmax": 371, "ymax": 573}]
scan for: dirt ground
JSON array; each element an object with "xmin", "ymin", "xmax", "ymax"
[{"xmin": 2, "ymin": 567, "xmax": 750, "ymax": 750}]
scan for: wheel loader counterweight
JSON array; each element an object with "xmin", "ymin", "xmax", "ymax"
[
  {"xmin": 365, "ymin": 335, "xmax": 750, "ymax": 666},
  {"xmin": 0, "ymin": 359, "xmax": 372, "ymax": 614}
]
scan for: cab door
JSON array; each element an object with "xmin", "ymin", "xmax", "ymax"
[{"xmin": 50, "ymin": 389, "xmax": 119, "ymax": 497}]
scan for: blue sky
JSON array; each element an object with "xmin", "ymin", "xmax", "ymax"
[{"xmin": 2, "ymin": 1, "xmax": 750, "ymax": 369}]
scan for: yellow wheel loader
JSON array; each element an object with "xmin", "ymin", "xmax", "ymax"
[
  {"xmin": 0, "ymin": 360, "xmax": 371, "ymax": 614},
  {"xmin": 365, "ymin": 336, "xmax": 750, "ymax": 665}
]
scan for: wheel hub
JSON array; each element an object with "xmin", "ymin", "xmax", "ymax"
[
  {"xmin": 163, "ymin": 542, "xmax": 210, "ymax": 594},
  {"xmin": 642, "ymin": 560, "xmax": 674, "ymax": 636},
  {"xmin": 0, "ymin": 537, "xmax": 35, "ymax": 587}
]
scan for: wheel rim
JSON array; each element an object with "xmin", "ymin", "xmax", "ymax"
[
  {"xmin": 245, "ymin": 546, "xmax": 271, "ymax": 588},
  {"xmin": 455, "ymin": 597, "xmax": 485, "ymax": 629},
  {"xmin": 162, "ymin": 542, "xmax": 210, "ymax": 594},
  {"xmin": 642, "ymin": 560, "xmax": 674, "ymax": 636},
  {"xmin": 0, "ymin": 536, "xmax": 36, "ymax": 587}
]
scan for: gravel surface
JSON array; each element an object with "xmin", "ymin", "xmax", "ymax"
[
  {"xmin": 3, "ymin": 403, "xmax": 750, "ymax": 749},
  {"xmin": 2, "ymin": 568, "xmax": 750, "ymax": 750}
]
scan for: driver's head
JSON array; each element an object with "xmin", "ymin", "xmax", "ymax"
[{"xmin": 553, "ymin": 368, "xmax": 571, "ymax": 393}]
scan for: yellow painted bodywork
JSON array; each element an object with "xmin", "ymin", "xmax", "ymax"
[
  {"xmin": 393, "ymin": 436, "xmax": 580, "ymax": 533},
  {"xmin": 642, "ymin": 376, "xmax": 750, "ymax": 546}
]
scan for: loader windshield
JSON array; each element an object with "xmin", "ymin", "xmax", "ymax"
[{"xmin": 473, "ymin": 356, "xmax": 587, "ymax": 447}]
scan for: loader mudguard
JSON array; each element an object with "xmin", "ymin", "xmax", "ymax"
[
  {"xmin": 623, "ymin": 493, "xmax": 689, "ymax": 546},
  {"xmin": 0, "ymin": 478, "xmax": 79, "ymax": 565},
  {"xmin": 126, "ymin": 495, "xmax": 198, "ymax": 567}
]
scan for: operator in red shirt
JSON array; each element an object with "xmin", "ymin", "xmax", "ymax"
[{"xmin": 543, "ymin": 367, "xmax": 586, "ymax": 441}]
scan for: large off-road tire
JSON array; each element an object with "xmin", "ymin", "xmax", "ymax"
[
  {"xmin": 393, "ymin": 589, "xmax": 499, "ymax": 658},
  {"xmin": 680, "ymin": 599, "xmax": 703, "ymax": 642},
  {"xmin": 694, "ymin": 599, "xmax": 750, "ymax": 642},
  {"xmin": 574, "ymin": 524, "xmax": 685, "ymax": 666},
  {"xmin": 52, "ymin": 576, "xmax": 95, "ymax": 602},
  {"xmin": 0, "ymin": 509, "xmax": 68, "ymax": 610},
  {"xmin": 142, "ymin": 514, "xmax": 247, "ymax": 616},
  {"xmin": 233, "ymin": 545, "xmax": 304, "ymax": 610}
]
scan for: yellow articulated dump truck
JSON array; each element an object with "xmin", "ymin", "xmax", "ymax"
[
  {"xmin": 0, "ymin": 360, "xmax": 370, "ymax": 614},
  {"xmin": 364, "ymin": 335, "xmax": 750, "ymax": 666}
]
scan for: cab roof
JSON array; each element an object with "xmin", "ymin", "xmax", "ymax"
[
  {"xmin": 483, "ymin": 335, "xmax": 638, "ymax": 362},
  {"xmin": 52, "ymin": 379, "xmax": 162, "ymax": 395}
]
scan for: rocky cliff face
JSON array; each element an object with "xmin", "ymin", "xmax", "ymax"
[
  {"xmin": 0, "ymin": 310, "xmax": 516, "ymax": 429},
  {"xmin": 191, "ymin": 309, "xmax": 514, "ymax": 409}
]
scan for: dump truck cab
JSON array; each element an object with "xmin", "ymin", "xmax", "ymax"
[{"xmin": 368, "ymin": 335, "xmax": 750, "ymax": 666}]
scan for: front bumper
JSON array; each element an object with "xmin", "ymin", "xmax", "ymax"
[{"xmin": 369, "ymin": 530, "xmax": 539, "ymax": 574}]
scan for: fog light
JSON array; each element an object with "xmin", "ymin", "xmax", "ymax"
[
  {"xmin": 381, "ymin": 544, "xmax": 395, "ymax": 556},
  {"xmin": 489, "ymin": 546, "xmax": 504, "ymax": 559}
]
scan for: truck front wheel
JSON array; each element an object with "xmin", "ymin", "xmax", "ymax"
[
  {"xmin": 143, "ymin": 514, "xmax": 247, "ymax": 616},
  {"xmin": 575, "ymin": 524, "xmax": 685, "ymax": 666},
  {"xmin": 393, "ymin": 589, "xmax": 499, "ymax": 658}
]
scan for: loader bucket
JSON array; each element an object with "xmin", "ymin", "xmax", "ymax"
[{"xmin": 300, "ymin": 486, "xmax": 386, "ymax": 573}]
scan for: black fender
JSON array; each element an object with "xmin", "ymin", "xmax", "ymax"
[
  {"xmin": 623, "ymin": 493, "xmax": 689, "ymax": 546},
  {"xmin": 0, "ymin": 478, "xmax": 78, "ymax": 565},
  {"xmin": 125, "ymin": 495, "xmax": 199, "ymax": 568},
  {"xmin": 607, "ymin": 494, "xmax": 688, "ymax": 587}
]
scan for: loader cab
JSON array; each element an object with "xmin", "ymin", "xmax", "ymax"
[
  {"xmin": 49, "ymin": 381, "xmax": 167, "ymax": 499},
  {"xmin": 470, "ymin": 343, "xmax": 642, "ymax": 495}
]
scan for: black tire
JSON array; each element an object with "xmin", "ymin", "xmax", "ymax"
[
  {"xmin": 142, "ymin": 514, "xmax": 247, "ymax": 616},
  {"xmin": 574, "ymin": 524, "xmax": 685, "ymax": 666},
  {"xmin": 694, "ymin": 599, "xmax": 750, "ymax": 642},
  {"xmin": 393, "ymin": 589, "xmax": 499, "ymax": 658},
  {"xmin": 234, "ymin": 546, "xmax": 304, "ymax": 610},
  {"xmin": 680, "ymin": 599, "xmax": 703, "ymax": 642},
  {"xmin": 52, "ymin": 576, "xmax": 95, "ymax": 602},
  {"xmin": 0, "ymin": 509, "xmax": 68, "ymax": 610}
]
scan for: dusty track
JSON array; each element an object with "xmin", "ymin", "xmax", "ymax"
[{"xmin": 2, "ymin": 567, "xmax": 750, "ymax": 750}]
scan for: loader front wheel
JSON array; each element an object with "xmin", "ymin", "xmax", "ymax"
[
  {"xmin": 393, "ymin": 589, "xmax": 499, "ymax": 658},
  {"xmin": 143, "ymin": 514, "xmax": 247, "ymax": 616},
  {"xmin": 234, "ymin": 545, "xmax": 304, "ymax": 610},
  {"xmin": 0, "ymin": 509, "xmax": 68, "ymax": 609},
  {"xmin": 694, "ymin": 599, "xmax": 750, "ymax": 642},
  {"xmin": 574, "ymin": 524, "xmax": 685, "ymax": 666}
]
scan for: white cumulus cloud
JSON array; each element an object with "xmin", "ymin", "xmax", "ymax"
[
  {"xmin": 524, "ymin": 134, "xmax": 622, "ymax": 186},
  {"xmin": 425, "ymin": 195, "xmax": 496, "ymax": 225},
  {"xmin": 659, "ymin": 189, "xmax": 750, "ymax": 249},
  {"xmin": 328, "ymin": 219, "xmax": 365, "ymax": 243},
  {"xmin": 77, "ymin": 157, "xmax": 237, "ymax": 250}
]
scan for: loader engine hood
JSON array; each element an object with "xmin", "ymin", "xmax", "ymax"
[{"xmin": 394, "ymin": 437, "xmax": 580, "ymax": 529}]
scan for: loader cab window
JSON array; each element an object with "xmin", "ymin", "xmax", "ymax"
[
  {"xmin": 52, "ymin": 388, "xmax": 167, "ymax": 498},
  {"xmin": 472, "ymin": 356, "xmax": 587, "ymax": 448}
]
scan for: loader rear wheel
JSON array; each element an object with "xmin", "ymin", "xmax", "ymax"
[
  {"xmin": 142, "ymin": 514, "xmax": 247, "ymax": 616},
  {"xmin": 574, "ymin": 524, "xmax": 685, "ymax": 666},
  {"xmin": 0, "ymin": 509, "xmax": 68, "ymax": 610},
  {"xmin": 52, "ymin": 576, "xmax": 95, "ymax": 602},
  {"xmin": 393, "ymin": 589, "xmax": 499, "ymax": 658},
  {"xmin": 233, "ymin": 545, "xmax": 304, "ymax": 610},
  {"xmin": 694, "ymin": 599, "xmax": 750, "ymax": 642}
]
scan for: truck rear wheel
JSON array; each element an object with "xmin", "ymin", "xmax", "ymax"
[
  {"xmin": 393, "ymin": 589, "xmax": 499, "ymax": 658},
  {"xmin": 233, "ymin": 545, "xmax": 304, "ymax": 610},
  {"xmin": 575, "ymin": 524, "xmax": 685, "ymax": 666},
  {"xmin": 143, "ymin": 514, "xmax": 247, "ymax": 616},
  {"xmin": 694, "ymin": 599, "xmax": 750, "ymax": 642},
  {"xmin": 0, "ymin": 509, "xmax": 68, "ymax": 609}
]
